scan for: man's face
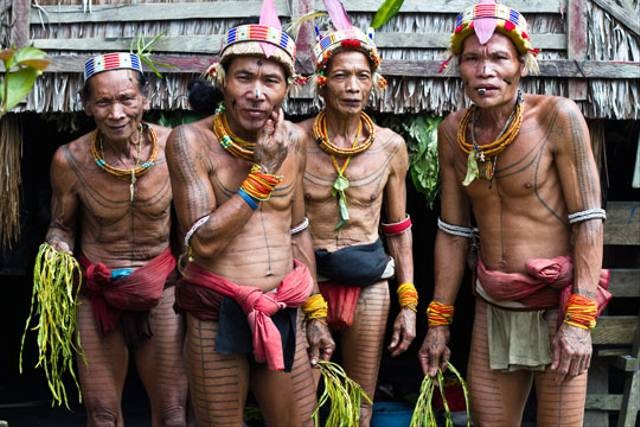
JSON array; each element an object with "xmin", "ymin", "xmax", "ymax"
[
  {"xmin": 459, "ymin": 32, "xmax": 525, "ymax": 108},
  {"xmin": 321, "ymin": 50, "xmax": 373, "ymax": 115},
  {"xmin": 84, "ymin": 69, "xmax": 147, "ymax": 143},
  {"xmin": 222, "ymin": 55, "xmax": 288, "ymax": 135}
]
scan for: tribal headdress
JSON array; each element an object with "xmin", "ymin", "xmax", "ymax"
[
  {"xmin": 84, "ymin": 52, "xmax": 143, "ymax": 81},
  {"xmin": 204, "ymin": 0, "xmax": 298, "ymax": 87},
  {"xmin": 312, "ymin": 0, "xmax": 387, "ymax": 95},
  {"xmin": 442, "ymin": 0, "xmax": 540, "ymax": 75}
]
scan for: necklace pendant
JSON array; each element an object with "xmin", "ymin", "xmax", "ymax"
[
  {"xmin": 130, "ymin": 170, "xmax": 136, "ymax": 202},
  {"xmin": 478, "ymin": 158, "xmax": 494, "ymax": 180}
]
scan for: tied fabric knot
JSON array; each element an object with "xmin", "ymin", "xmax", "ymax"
[
  {"xmin": 526, "ymin": 256, "xmax": 573, "ymax": 287},
  {"xmin": 84, "ymin": 262, "xmax": 120, "ymax": 335}
]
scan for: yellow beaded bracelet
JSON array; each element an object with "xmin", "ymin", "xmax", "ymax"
[
  {"xmin": 397, "ymin": 282, "xmax": 418, "ymax": 312},
  {"xmin": 302, "ymin": 293, "xmax": 328, "ymax": 320}
]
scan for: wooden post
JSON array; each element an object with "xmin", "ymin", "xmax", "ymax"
[
  {"xmin": 567, "ymin": 0, "xmax": 588, "ymax": 101},
  {"xmin": 289, "ymin": 0, "xmax": 315, "ymax": 74},
  {"xmin": 10, "ymin": 0, "xmax": 29, "ymax": 48},
  {"xmin": 588, "ymin": 120, "xmax": 605, "ymax": 173}
]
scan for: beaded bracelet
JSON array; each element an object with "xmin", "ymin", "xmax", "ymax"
[
  {"xmin": 427, "ymin": 301, "xmax": 455, "ymax": 327},
  {"xmin": 564, "ymin": 294, "xmax": 598, "ymax": 330},
  {"xmin": 396, "ymin": 282, "xmax": 418, "ymax": 312},
  {"xmin": 237, "ymin": 188, "xmax": 259, "ymax": 210},
  {"xmin": 302, "ymin": 293, "xmax": 328, "ymax": 320},
  {"xmin": 240, "ymin": 164, "xmax": 283, "ymax": 202}
]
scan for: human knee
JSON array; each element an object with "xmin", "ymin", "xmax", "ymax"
[
  {"xmin": 86, "ymin": 405, "xmax": 119, "ymax": 427},
  {"xmin": 157, "ymin": 404, "xmax": 187, "ymax": 427}
]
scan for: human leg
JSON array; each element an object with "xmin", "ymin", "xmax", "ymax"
[
  {"xmin": 135, "ymin": 287, "xmax": 188, "ymax": 426},
  {"xmin": 288, "ymin": 311, "xmax": 317, "ymax": 426},
  {"xmin": 77, "ymin": 295, "xmax": 128, "ymax": 427},
  {"xmin": 534, "ymin": 309, "xmax": 588, "ymax": 427},
  {"xmin": 251, "ymin": 362, "xmax": 303, "ymax": 427},
  {"xmin": 184, "ymin": 314, "xmax": 249, "ymax": 427},
  {"xmin": 341, "ymin": 281, "xmax": 390, "ymax": 426},
  {"xmin": 467, "ymin": 299, "xmax": 534, "ymax": 426}
]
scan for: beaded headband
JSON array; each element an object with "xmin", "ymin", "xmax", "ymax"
[
  {"xmin": 443, "ymin": 1, "xmax": 539, "ymax": 74},
  {"xmin": 313, "ymin": 27, "xmax": 381, "ymax": 72},
  {"xmin": 84, "ymin": 52, "xmax": 143, "ymax": 81},
  {"xmin": 221, "ymin": 24, "xmax": 296, "ymax": 63}
]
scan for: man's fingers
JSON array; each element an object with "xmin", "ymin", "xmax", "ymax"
[
  {"xmin": 440, "ymin": 347, "xmax": 451, "ymax": 372},
  {"xmin": 555, "ymin": 350, "xmax": 571, "ymax": 384},
  {"xmin": 428, "ymin": 348, "xmax": 441, "ymax": 377},
  {"xmin": 550, "ymin": 338, "xmax": 561, "ymax": 371},
  {"xmin": 308, "ymin": 344, "xmax": 320, "ymax": 366},
  {"xmin": 418, "ymin": 349, "xmax": 430, "ymax": 376}
]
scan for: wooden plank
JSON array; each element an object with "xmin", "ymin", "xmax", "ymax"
[
  {"xmin": 585, "ymin": 357, "xmax": 610, "ymax": 426},
  {"xmin": 618, "ymin": 369, "xmax": 640, "ymax": 427},
  {"xmin": 591, "ymin": 316, "xmax": 638, "ymax": 345},
  {"xmin": 10, "ymin": 0, "xmax": 29, "ymax": 47},
  {"xmin": 30, "ymin": 33, "xmax": 567, "ymax": 53},
  {"xmin": 605, "ymin": 201, "xmax": 640, "ymax": 246},
  {"xmin": 567, "ymin": 0, "xmax": 588, "ymax": 100},
  {"xmin": 29, "ymin": 1, "xmax": 290, "ymax": 24},
  {"xmin": 591, "ymin": 0, "xmax": 640, "ymax": 37},
  {"xmin": 4, "ymin": 57, "xmax": 639, "ymax": 79},
  {"xmin": 31, "ymin": 0, "xmax": 564, "ymax": 24},
  {"xmin": 586, "ymin": 393, "xmax": 622, "ymax": 411},
  {"xmin": 609, "ymin": 269, "xmax": 640, "ymax": 297}
]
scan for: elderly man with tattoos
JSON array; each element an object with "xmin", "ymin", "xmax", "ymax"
[
  {"xmin": 166, "ymin": 14, "xmax": 335, "ymax": 426},
  {"xmin": 298, "ymin": 12, "xmax": 417, "ymax": 425},
  {"xmin": 418, "ymin": 2, "xmax": 611, "ymax": 426},
  {"xmin": 46, "ymin": 52, "xmax": 188, "ymax": 426}
]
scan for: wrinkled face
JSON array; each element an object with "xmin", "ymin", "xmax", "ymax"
[
  {"xmin": 321, "ymin": 50, "xmax": 373, "ymax": 115},
  {"xmin": 459, "ymin": 32, "xmax": 525, "ymax": 108},
  {"xmin": 222, "ymin": 55, "xmax": 288, "ymax": 135},
  {"xmin": 84, "ymin": 69, "xmax": 148, "ymax": 143}
]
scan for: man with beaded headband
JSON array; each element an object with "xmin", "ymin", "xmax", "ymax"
[
  {"xmin": 166, "ymin": 0, "xmax": 335, "ymax": 424},
  {"xmin": 298, "ymin": 1, "xmax": 416, "ymax": 424},
  {"xmin": 45, "ymin": 52, "xmax": 188, "ymax": 425},
  {"xmin": 418, "ymin": 1, "xmax": 610, "ymax": 425}
]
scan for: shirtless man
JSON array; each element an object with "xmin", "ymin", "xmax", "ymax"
[
  {"xmin": 418, "ymin": 2, "xmax": 609, "ymax": 426},
  {"xmin": 46, "ymin": 52, "xmax": 187, "ymax": 426},
  {"xmin": 299, "ymin": 24, "xmax": 416, "ymax": 426},
  {"xmin": 166, "ymin": 20, "xmax": 334, "ymax": 426}
]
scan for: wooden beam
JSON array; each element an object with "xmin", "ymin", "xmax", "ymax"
[
  {"xmin": 591, "ymin": 0, "xmax": 640, "ymax": 37},
  {"xmin": 3, "ymin": 57, "xmax": 638, "ymax": 79},
  {"xmin": 30, "ymin": 0, "xmax": 564, "ymax": 24},
  {"xmin": 30, "ymin": 33, "xmax": 567, "ymax": 53},
  {"xmin": 585, "ymin": 394, "xmax": 622, "ymax": 411},
  {"xmin": 567, "ymin": 0, "xmax": 588, "ymax": 100},
  {"xmin": 591, "ymin": 316, "xmax": 638, "ymax": 345},
  {"xmin": 10, "ymin": 0, "xmax": 29, "ymax": 47},
  {"xmin": 605, "ymin": 201, "xmax": 640, "ymax": 246},
  {"xmin": 609, "ymin": 269, "xmax": 640, "ymax": 297}
]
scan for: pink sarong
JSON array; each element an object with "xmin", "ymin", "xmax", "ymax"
[
  {"xmin": 180, "ymin": 260, "xmax": 313, "ymax": 370},
  {"xmin": 79, "ymin": 248, "xmax": 176, "ymax": 336},
  {"xmin": 477, "ymin": 255, "xmax": 612, "ymax": 315}
]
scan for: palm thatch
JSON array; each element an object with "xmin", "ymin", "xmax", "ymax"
[{"xmin": 12, "ymin": 0, "xmax": 640, "ymax": 119}]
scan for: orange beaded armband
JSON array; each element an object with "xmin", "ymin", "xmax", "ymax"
[
  {"xmin": 302, "ymin": 293, "xmax": 328, "ymax": 320},
  {"xmin": 240, "ymin": 164, "xmax": 283, "ymax": 202},
  {"xmin": 564, "ymin": 294, "xmax": 598, "ymax": 330},
  {"xmin": 427, "ymin": 301, "xmax": 455, "ymax": 327},
  {"xmin": 397, "ymin": 283, "xmax": 418, "ymax": 312}
]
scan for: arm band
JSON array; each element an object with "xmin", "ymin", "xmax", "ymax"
[
  {"xmin": 381, "ymin": 215, "xmax": 412, "ymax": 236},
  {"xmin": 396, "ymin": 282, "xmax": 418, "ymax": 312},
  {"xmin": 568, "ymin": 208, "xmax": 606, "ymax": 224},
  {"xmin": 290, "ymin": 217, "xmax": 310, "ymax": 235},
  {"xmin": 237, "ymin": 188, "xmax": 260, "ymax": 210},
  {"xmin": 563, "ymin": 294, "xmax": 597, "ymax": 330},
  {"xmin": 437, "ymin": 217, "xmax": 477, "ymax": 239},
  {"xmin": 302, "ymin": 293, "xmax": 328, "ymax": 320},
  {"xmin": 184, "ymin": 214, "xmax": 211, "ymax": 249},
  {"xmin": 427, "ymin": 300, "xmax": 455, "ymax": 327}
]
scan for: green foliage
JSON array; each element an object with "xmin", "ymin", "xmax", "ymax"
[
  {"xmin": 405, "ymin": 115, "xmax": 442, "ymax": 209},
  {"xmin": 131, "ymin": 33, "xmax": 176, "ymax": 78},
  {"xmin": 0, "ymin": 46, "xmax": 49, "ymax": 116},
  {"xmin": 371, "ymin": 0, "xmax": 405, "ymax": 29}
]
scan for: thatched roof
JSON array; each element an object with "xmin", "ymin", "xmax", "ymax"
[{"xmin": 10, "ymin": 0, "xmax": 640, "ymax": 119}]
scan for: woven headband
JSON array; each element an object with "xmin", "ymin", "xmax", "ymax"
[
  {"xmin": 221, "ymin": 24, "xmax": 296, "ymax": 62},
  {"xmin": 313, "ymin": 27, "xmax": 381, "ymax": 72},
  {"xmin": 84, "ymin": 52, "xmax": 143, "ymax": 81}
]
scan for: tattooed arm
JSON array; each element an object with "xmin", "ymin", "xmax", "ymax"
[
  {"xmin": 419, "ymin": 119, "xmax": 472, "ymax": 376},
  {"xmin": 46, "ymin": 145, "xmax": 80, "ymax": 254},
  {"xmin": 383, "ymin": 132, "xmax": 416, "ymax": 357},
  {"xmin": 549, "ymin": 98, "xmax": 604, "ymax": 382}
]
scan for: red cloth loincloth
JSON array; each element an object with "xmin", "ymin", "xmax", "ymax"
[
  {"xmin": 318, "ymin": 282, "xmax": 361, "ymax": 330},
  {"xmin": 177, "ymin": 260, "xmax": 313, "ymax": 370},
  {"xmin": 477, "ymin": 255, "xmax": 612, "ymax": 316},
  {"xmin": 79, "ymin": 248, "xmax": 176, "ymax": 337}
]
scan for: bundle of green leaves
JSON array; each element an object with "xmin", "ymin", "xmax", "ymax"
[{"xmin": 0, "ymin": 46, "xmax": 49, "ymax": 117}]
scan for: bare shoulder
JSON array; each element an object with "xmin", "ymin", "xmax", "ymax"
[
  {"xmin": 51, "ymin": 133, "xmax": 92, "ymax": 185},
  {"xmin": 166, "ymin": 116, "xmax": 213, "ymax": 156},
  {"xmin": 295, "ymin": 116, "xmax": 316, "ymax": 146},
  {"xmin": 440, "ymin": 109, "xmax": 465, "ymax": 139},
  {"xmin": 376, "ymin": 124, "xmax": 404, "ymax": 148},
  {"xmin": 527, "ymin": 94, "xmax": 581, "ymax": 121},
  {"xmin": 147, "ymin": 123, "xmax": 172, "ymax": 149}
]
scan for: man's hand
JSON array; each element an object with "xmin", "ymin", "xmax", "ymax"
[
  {"xmin": 49, "ymin": 239, "xmax": 72, "ymax": 255},
  {"xmin": 255, "ymin": 108, "xmax": 288, "ymax": 174},
  {"xmin": 387, "ymin": 307, "xmax": 416, "ymax": 357},
  {"xmin": 550, "ymin": 323, "xmax": 592, "ymax": 384},
  {"xmin": 306, "ymin": 318, "xmax": 335, "ymax": 366},
  {"xmin": 418, "ymin": 325, "xmax": 451, "ymax": 377}
]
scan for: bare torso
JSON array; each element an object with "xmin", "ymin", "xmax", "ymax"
[
  {"xmin": 442, "ymin": 94, "xmax": 574, "ymax": 272},
  {"xmin": 299, "ymin": 118, "xmax": 405, "ymax": 251},
  {"xmin": 49, "ymin": 123, "xmax": 172, "ymax": 268}
]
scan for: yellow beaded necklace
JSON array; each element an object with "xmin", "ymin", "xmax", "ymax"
[
  {"xmin": 457, "ymin": 91, "xmax": 524, "ymax": 185},
  {"xmin": 212, "ymin": 109, "xmax": 256, "ymax": 161},
  {"xmin": 90, "ymin": 124, "xmax": 158, "ymax": 202}
]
